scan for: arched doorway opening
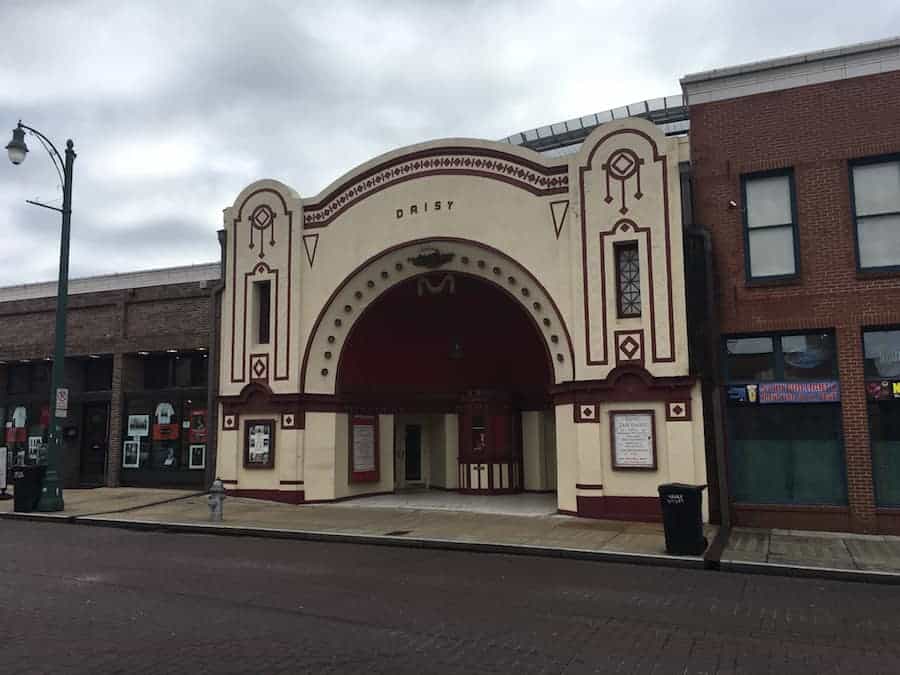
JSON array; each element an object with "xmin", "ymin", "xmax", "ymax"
[{"xmin": 338, "ymin": 272, "xmax": 555, "ymax": 493}]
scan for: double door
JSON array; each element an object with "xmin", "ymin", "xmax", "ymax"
[
  {"xmin": 80, "ymin": 403, "xmax": 109, "ymax": 486},
  {"xmin": 457, "ymin": 390, "xmax": 522, "ymax": 493}
]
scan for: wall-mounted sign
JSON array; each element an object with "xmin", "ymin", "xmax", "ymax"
[
  {"xmin": 610, "ymin": 411, "xmax": 657, "ymax": 470},
  {"xmin": 122, "ymin": 440, "xmax": 140, "ymax": 468},
  {"xmin": 127, "ymin": 415, "xmax": 150, "ymax": 438},
  {"xmin": 189, "ymin": 444, "xmax": 206, "ymax": 470},
  {"xmin": 349, "ymin": 414, "xmax": 379, "ymax": 483},
  {"xmin": 244, "ymin": 420, "xmax": 275, "ymax": 469},
  {"xmin": 758, "ymin": 381, "xmax": 840, "ymax": 404},
  {"xmin": 189, "ymin": 409, "xmax": 208, "ymax": 443}
]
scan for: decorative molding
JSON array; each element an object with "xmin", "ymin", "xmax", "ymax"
[
  {"xmin": 303, "ymin": 147, "xmax": 568, "ymax": 228},
  {"xmin": 549, "ymin": 199, "xmax": 569, "ymax": 239},
  {"xmin": 249, "ymin": 204, "xmax": 277, "ymax": 258},
  {"xmin": 579, "ymin": 129, "xmax": 676, "ymax": 368},
  {"xmin": 666, "ymin": 399, "xmax": 692, "ymax": 421},
  {"xmin": 281, "ymin": 411, "xmax": 300, "ymax": 429},
  {"xmin": 551, "ymin": 367, "xmax": 696, "ymax": 404},
  {"xmin": 222, "ymin": 413, "xmax": 238, "ymax": 431},
  {"xmin": 615, "ymin": 329, "xmax": 645, "ymax": 367},
  {"xmin": 249, "ymin": 353, "xmax": 269, "ymax": 382},
  {"xmin": 417, "ymin": 274, "xmax": 455, "ymax": 296},
  {"xmin": 303, "ymin": 233, "xmax": 319, "ymax": 267},
  {"xmin": 574, "ymin": 402, "xmax": 600, "ymax": 423}
]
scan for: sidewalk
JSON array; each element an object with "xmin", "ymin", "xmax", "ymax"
[{"xmin": 4, "ymin": 488, "xmax": 900, "ymax": 582}]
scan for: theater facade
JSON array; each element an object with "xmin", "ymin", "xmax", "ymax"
[{"xmin": 215, "ymin": 117, "xmax": 709, "ymax": 521}]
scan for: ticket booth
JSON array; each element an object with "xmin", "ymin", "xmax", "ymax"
[{"xmin": 457, "ymin": 390, "xmax": 522, "ymax": 493}]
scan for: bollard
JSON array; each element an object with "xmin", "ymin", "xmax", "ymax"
[{"xmin": 208, "ymin": 478, "xmax": 226, "ymax": 522}]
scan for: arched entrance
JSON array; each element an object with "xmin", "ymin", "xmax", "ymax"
[{"xmin": 338, "ymin": 272, "xmax": 554, "ymax": 493}]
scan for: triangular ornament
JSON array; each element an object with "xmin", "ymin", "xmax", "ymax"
[
  {"xmin": 550, "ymin": 200, "xmax": 569, "ymax": 239},
  {"xmin": 302, "ymin": 233, "xmax": 319, "ymax": 267}
]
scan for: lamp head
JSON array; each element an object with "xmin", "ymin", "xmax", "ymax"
[{"xmin": 6, "ymin": 125, "xmax": 28, "ymax": 165}]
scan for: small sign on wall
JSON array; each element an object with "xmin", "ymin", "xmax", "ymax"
[
  {"xmin": 349, "ymin": 414, "xmax": 379, "ymax": 483},
  {"xmin": 244, "ymin": 420, "xmax": 275, "ymax": 469},
  {"xmin": 610, "ymin": 410, "xmax": 657, "ymax": 471}
]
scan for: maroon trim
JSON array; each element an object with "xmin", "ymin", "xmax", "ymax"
[
  {"xmin": 249, "ymin": 352, "xmax": 269, "ymax": 382},
  {"xmin": 349, "ymin": 414, "xmax": 380, "ymax": 483},
  {"xmin": 614, "ymin": 329, "xmax": 645, "ymax": 367},
  {"xmin": 609, "ymin": 409, "xmax": 657, "ymax": 471},
  {"xmin": 303, "ymin": 146, "xmax": 568, "ymax": 228},
  {"xmin": 303, "ymin": 490, "xmax": 395, "ymax": 504},
  {"xmin": 243, "ymin": 418, "xmax": 276, "ymax": 469},
  {"xmin": 221, "ymin": 479, "xmax": 238, "ymax": 485},
  {"xmin": 229, "ymin": 187, "xmax": 294, "ymax": 384},
  {"xmin": 665, "ymin": 399, "xmax": 692, "ymax": 422},
  {"xmin": 557, "ymin": 508, "xmax": 579, "ymax": 517},
  {"xmin": 579, "ymin": 131, "xmax": 676, "ymax": 367},
  {"xmin": 576, "ymin": 495, "xmax": 662, "ymax": 522},
  {"xmin": 552, "ymin": 367, "xmax": 696, "ymax": 404},
  {"xmin": 573, "ymin": 403, "xmax": 600, "ymax": 423},
  {"xmin": 221, "ymin": 412, "xmax": 239, "ymax": 432},
  {"xmin": 300, "ymin": 237, "xmax": 576, "ymax": 393},
  {"xmin": 279, "ymin": 480, "xmax": 304, "ymax": 485},
  {"xmin": 227, "ymin": 488, "xmax": 304, "ymax": 505},
  {"xmin": 549, "ymin": 199, "xmax": 569, "ymax": 239},
  {"xmin": 575, "ymin": 483, "xmax": 603, "ymax": 490}
]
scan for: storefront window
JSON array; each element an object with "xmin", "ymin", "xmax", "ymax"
[
  {"xmin": 725, "ymin": 337, "xmax": 774, "ymax": 381},
  {"xmin": 864, "ymin": 329, "xmax": 900, "ymax": 506},
  {"xmin": 724, "ymin": 330, "xmax": 846, "ymax": 506},
  {"xmin": 84, "ymin": 357, "xmax": 113, "ymax": 391}
]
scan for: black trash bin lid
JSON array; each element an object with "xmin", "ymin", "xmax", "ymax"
[{"xmin": 658, "ymin": 483, "xmax": 707, "ymax": 494}]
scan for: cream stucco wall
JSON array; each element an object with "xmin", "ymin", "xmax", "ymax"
[{"xmin": 215, "ymin": 118, "xmax": 707, "ymax": 518}]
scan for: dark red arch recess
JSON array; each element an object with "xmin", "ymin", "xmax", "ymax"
[{"xmin": 337, "ymin": 273, "xmax": 552, "ymax": 410}]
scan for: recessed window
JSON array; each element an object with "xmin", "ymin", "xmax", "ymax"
[
  {"xmin": 615, "ymin": 241, "xmax": 641, "ymax": 317},
  {"xmin": 255, "ymin": 280, "xmax": 271, "ymax": 345},
  {"xmin": 852, "ymin": 158, "xmax": 900, "ymax": 270},
  {"xmin": 724, "ymin": 337, "xmax": 775, "ymax": 381},
  {"xmin": 742, "ymin": 171, "xmax": 798, "ymax": 281}
]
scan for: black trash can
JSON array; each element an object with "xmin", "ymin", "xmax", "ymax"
[
  {"xmin": 657, "ymin": 483, "xmax": 707, "ymax": 556},
  {"xmin": 13, "ymin": 465, "xmax": 46, "ymax": 513}
]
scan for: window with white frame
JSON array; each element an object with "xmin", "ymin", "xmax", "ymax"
[
  {"xmin": 742, "ymin": 171, "xmax": 798, "ymax": 281},
  {"xmin": 852, "ymin": 157, "xmax": 900, "ymax": 270}
]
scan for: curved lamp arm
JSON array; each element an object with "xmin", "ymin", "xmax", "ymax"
[{"xmin": 17, "ymin": 120, "xmax": 67, "ymax": 190}]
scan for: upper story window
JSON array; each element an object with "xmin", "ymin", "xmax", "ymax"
[
  {"xmin": 254, "ymin": 280, "xmax": 271, "ymax": 345},
  {"xmin": 741, "ymin": 171, "xmax": 798, "ymax": 281},
  {"xmin": 615, "ymin": 242, "xmax": 641, "ymax": 318},
  {"xmin": 852, "ymin": 157, "xmax": 900, "ymax": 271},
  {"xmin": 724, "ymin": 332, "xmax": 836, "ymax": 382}
]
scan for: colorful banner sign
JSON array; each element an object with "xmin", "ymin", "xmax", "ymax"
[{"xmin": 758, "ymin": 381, "xmax": 840, "ymax": 404}]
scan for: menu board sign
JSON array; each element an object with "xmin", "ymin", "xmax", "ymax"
[
  {"xmin": 349, "ymin": 415, "xmax": 379, "ymax": 482},
  {"xmin": 611, "ymin": 411, "xmax": 656, "ymax": 470}
]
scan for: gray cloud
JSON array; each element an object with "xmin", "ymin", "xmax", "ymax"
[{"xmin": 0, "ymin": 0, "xmax": 898, "ymax": 285}]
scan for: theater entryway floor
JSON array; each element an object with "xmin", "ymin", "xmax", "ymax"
[{"xmin": 328, "ymin": 490, "xmax": 557, "ymax": 516}]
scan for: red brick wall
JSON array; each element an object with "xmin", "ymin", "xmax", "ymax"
[{"xmin": 690, "ymin": 70, "xmax": 900, "ymax": 532}]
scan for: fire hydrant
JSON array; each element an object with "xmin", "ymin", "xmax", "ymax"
[{"xmin": 208, "ymin": 478, "xmax": 226, "ymax": 522}]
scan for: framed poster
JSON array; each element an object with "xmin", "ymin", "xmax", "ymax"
[
  {"xmin": 189, "ymin": 444, "xmax": 206, "ymax": 470},
  {"xmin": 122, "ymin": 440, "xmax": 140, "ymax": 468},
  {"xmin": 349, "ymin": 414, "xmax": 379, "ymax": 483},
  {"xmin": 244, "ymin": 420, "xmax": 275, "ymax": 469},
  {"xmin": 189, "ymin": 409, "xmax": 208, "ymax": 443},
  {"xmin": 610, "ymin": 410, "xmax": 657, "ymax": 470},
  {"xmin": 127, "ymin": 414, "xmax": 150, "ymax": 438},
  {"xmin": 27, "ymin": 436, "xmax": 43, "ymax": 461}
]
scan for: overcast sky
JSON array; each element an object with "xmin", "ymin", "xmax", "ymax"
[{"xmin": 1, "ymin": 0, "xmax": 898, "ymax": 286}]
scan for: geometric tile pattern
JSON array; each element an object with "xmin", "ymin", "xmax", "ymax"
[
  {"xmin": 574, "ymin": 402, "xmax": 600, "ymax": 423},
  {"xmin": 666, "ymin": 400, "xmax": 691, "ymax": 422}
]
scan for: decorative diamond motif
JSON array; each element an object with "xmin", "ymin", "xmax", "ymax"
[
  {"xmin": 224, "ymin": 415, "xmax": 236, "ymax": 429},
  {"xmin": 284, "ymin": 414, "xmax": 294, "ymax": 426},
  {"xmin": 252, "ymin": 360, "xmax": 266, "ymax": 377},
  {"xmin": 620, "ymin": 335, "xmax": 640, "ymax": 360},
  {"xmin": 610, "ymin": 152, "xmax": 636, "ymax": 177},
  {"xmin": 672, "ymin": 404, "xmax": 683, "ymax": 416},
  {"xmin": 581, "ymin": 406, "xmax": 595, "ymax": 418},
  {"xmin": 252, "ymin": 207, "xmax": 273, "ymax": 229}
]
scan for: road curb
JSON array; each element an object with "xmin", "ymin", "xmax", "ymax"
[
  {"xmin": 718, "ymin": 559, "xmax": 900, "ymax": 586},
  {"xmin": 4, "ymin": 511, "xmax": 706, "ymax": 570}
]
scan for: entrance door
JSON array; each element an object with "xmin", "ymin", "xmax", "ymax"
[
  {"xmin": 404, "ymin": 425, "xmax": 422, "ymax": 483},
  {"xmin": 80, "ymin": 403, "xmax": 109, "ymax": 486}
]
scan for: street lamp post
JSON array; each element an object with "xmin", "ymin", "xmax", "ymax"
[{"xmin": 5, "ymin": 121, "xmax": 76, "ymax": 512}]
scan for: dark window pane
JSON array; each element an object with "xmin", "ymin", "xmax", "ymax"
[
  {"xmin": 144, "ymin": 357, "xmax": 171, "ymax": 389},
  {"xmin": 864, "ymin": 329, "xmax": 900, "ymax": 379},
  {"xmin": 191, "ymin": 355, "xmax": 208, "ymax": 387},
  {"xmin": 615, "ymin": 243, "xmax": 641, "ymax": 317},
  {"xmin": 8, "ymin": 365, "xmax": 31, "ymax": 394},
  {"xmin": 174, "ymin": 357, "xmax": 192, "ymax": 387},
  {"xmin": 781, "ymin": 333, "xmax": 836, "ymax": 380},
  {"xmin": 32, "ymin": 362, "xmax": 51, "ymax": 393},
  {"xmin": 84, "ymin": 357, "xmax": 113, "ymax": 391},
  {"xmin": 725, "ymin": 337, "xmax": 774, "ymax": 381},
  {"xmin": 869, "ymin": 401, "xmax": 900, "ymax": 506},
  {"xmin": 256, "ymin": 280, "xmax": 271, "ymax": 345},
  {"xmin": 728, "ymin": 404, "xmax": 846, "ymax": 505}
]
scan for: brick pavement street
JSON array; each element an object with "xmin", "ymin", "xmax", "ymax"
[{"xmin": 1, "ymin": 520, "xmax": 898, "ymax": 674}]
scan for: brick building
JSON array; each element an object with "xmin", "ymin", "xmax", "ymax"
[
  {"xmin": 0, "ymin": 264, "xmax": 220, "ymax": 489},
  {"xmin": 684, "ymin": 38, "xmax": 900, "ymax": 533}
]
